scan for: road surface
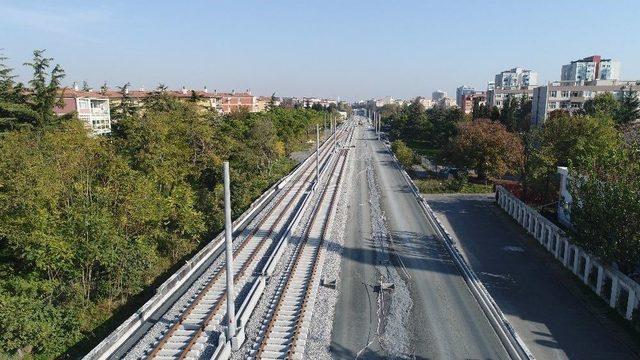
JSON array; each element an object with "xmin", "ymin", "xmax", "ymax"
[
  {"xmin": 426, "ymin": 193, "xmax": 640, "ymax": 360},
  {"xmin": 331, "ymin": 124, "xmax": 509, "ymax": 359}
]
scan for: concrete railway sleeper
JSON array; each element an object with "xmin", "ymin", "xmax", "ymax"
[
  {"xmin": 141, "ymin": 127, "xmax": 349, "ymax": 359},
  {"xmin": 250, "ymin": 148, "xmax": 348, "ymax": 360}
]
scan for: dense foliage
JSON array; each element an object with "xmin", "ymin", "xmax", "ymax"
[
  {"xmin": 0, "ymin": 51, "xmax": 325, "ymax": 358},
  {"xmin": 382, "ymin": 99, "xmax": 466, "ymax": 150},
  {"xmin": 570, "ymin": 152, "xmax": 640, "ymax": 273},
  {"xmin": 446, "ymin": 119, "xmax": 524, "ymax": 181},
  {"xmin": 390, "ymin": 139, "xmax": 418, "ymax": 168}
]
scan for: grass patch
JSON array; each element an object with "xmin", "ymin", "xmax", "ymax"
[
  {"xmin": 415, "ymin": 178, "xmax": 493, "ymax": 194},
  {"xmin": 404, "ymin": 139, "xmax": 442, "ymax": 158}
]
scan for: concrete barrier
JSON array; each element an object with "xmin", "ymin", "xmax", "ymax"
[{"xmin": 496, "ymin": 186, "xmax": 640, "ymax": 321}]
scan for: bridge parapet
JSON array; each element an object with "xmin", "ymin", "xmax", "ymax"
[{"xmin": 495, "ymin": 185, "xmax": 640, "ymax": 321}]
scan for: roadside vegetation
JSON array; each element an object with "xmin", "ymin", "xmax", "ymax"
[
  {"xmin": 0, "ymin": 50, "xmax": 330, "ymax": 358},
  {"xmin": 379, "ymin": 91, "xmax": 640, "ymax": 276}
]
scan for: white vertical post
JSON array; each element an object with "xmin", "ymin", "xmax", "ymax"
[
  {"xmin": 316, "ymin": 124, "xmax": 320, "ymax": 184},
  {"xmin": 223, "ymin": 161, "xmax": 236, "ymax": 340}
]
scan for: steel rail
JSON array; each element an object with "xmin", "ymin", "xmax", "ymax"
[{"xmin": 145, "ymin": 126, "xmax": 348, "ymax": 359}]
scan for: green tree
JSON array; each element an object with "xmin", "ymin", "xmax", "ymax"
[
  {"xmin": 524, "ymin": 112, "xmax": 622, "ymax": 203},
  {"xmin": 391, "ymin": 139, "xmax": 417, "ymax": 168},
  {"xmin": 570, "ymin": 146, "xmax": 640, "ymax": 273},
  {"xmin": 615, "ymin": 88, "xmax": 639, "ymax": 125},
  {"xmin": 446, "ymin": 119, "xmax": 524, "ymax": 181},
  {"xmin": 23, "ymin": 49, "xmax": 65, "ymax": 128},
  {"xmin": 584, "ymin": 92, "xmax": 619, "ymax": 117}
]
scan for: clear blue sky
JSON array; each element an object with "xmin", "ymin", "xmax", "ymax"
[{"xmin": 1, "ymin": 0, "xmax": 640, "ymax": 101}]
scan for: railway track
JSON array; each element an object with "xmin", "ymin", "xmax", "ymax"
[
  {"xmin": 250, "ymin": 147, "xmax": 349, "ymax": 360},
  {"xmin": 133, "ymin": 125, "xmax": 351, "ymax": 360}
]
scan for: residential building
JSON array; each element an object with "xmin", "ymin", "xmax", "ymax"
[
  {"xmin": 561, "ymin": 55, "xmax": 621, "ymax": 82},
  {"xmin": 460, "ymin": 91, "xmax": 487, "ymax": 114},
  {"xmin": 432, "ymin": 90, "xmax": 447, "ymax": 102},
  {"xmin": 417, "ymin": 96, "xmax": 435, "ymax": 109},
  {"xmin": 531, "ymin": 79, "xmax": 640, "ymax": 126},
  {"xmin": 54, "ymin": 88, "xmax": 111, "ymax": 135},
  {"xmin": 256, "ymin": 95, "xmax": 280, "ymax": 112},
  {"xmin": 105, "ymin": 87, "xmax": 259, "ymax": 114},
  {"xmin": 436, "ymin": 96, "xmax": 457, "ymax": 109},
  {"xmin": 487, "ymin": 88, "xmax": 534, "ymax": 109},
  {"xmin": 487, "ymin": 81, "xmax": 495, "ymax": 91},
  {"xmin": 456, "ymin": 86, "xmax": 475, "ymax": 108},
  {"xmin": 375, "ymin": 96, "xmax": 395, "ymax": 107},
  {"xmin": 494, "ymin": 67, "xmax": 538, "ymax": 89}
]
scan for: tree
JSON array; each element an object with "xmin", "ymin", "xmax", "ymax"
[
  {"xmin": 615, "ymin": 88, "xmax": 639, "ymax": 125},
  {"xmin": 570, "ymin": 146, "xmax": 640, "ymax": 273},
  {"xmin": 524, "ymin": 112, "xmax": 622, "ymax": 203},
  {"xmin": 489, "ymin": 106, "xmax": 501, "ymax": 121},
  {"xmin": 23, "ymin": 49, "xmax": 65, "ymax": 128},
  {"xmin": 189, "ymin": 89, "xmax": 203, "ymax": 103},
  {"xmin": 446, "ymin": 119, "xmax": 524, "ymax": 181},
  {"xmin": 112, "ymin": 82, "xmax": 136, "ymax": 121},
  {"xmin": 267, "ymin": 92, "xmax": 277, "ymax": 111},
  {"xmin": 0, "ymin": 51, "xmax": 62, "ymax": 131},
  {"xmin": 81, "ymin": 80, "xmax": 91, "ymax": 92},
  {"xmin": 391, "ymin": 139, "xmax": 417, "ymax": 168},
  {"xmin": 584, "ymin": 92, "xmax": 619, "ymax": 117}
]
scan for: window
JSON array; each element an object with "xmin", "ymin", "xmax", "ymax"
[
  {"xmin": 78, "ymin": 99, "xmax": 90, "ymax": 109},
  {"xmin": 549, "ymin": 102, "xmax": 557, "ymax": 109},
  {"xmin": 550, "ymin": 91, "xmax": 557, "ymax": 97},
  {"xmin": 571, "ymin": 91, "xmax": 580, "ymax": 97},
  {"xmin": 561, "ymin": 91, "xmax": 569, "ymax": 98}
]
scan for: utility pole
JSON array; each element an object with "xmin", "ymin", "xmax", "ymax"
[
  {"xmin": 223, "ymin": 161, "xmax": 236, "ymax": 343},
  {"xmin": 316, "ymin": 124, "xmax": 320, "ymax": 185}
]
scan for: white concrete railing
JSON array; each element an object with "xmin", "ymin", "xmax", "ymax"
[{"xmin": 495, "ymin": 185, "xmax": 640, "ymax": 321}]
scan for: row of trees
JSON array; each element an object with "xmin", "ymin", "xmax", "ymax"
[
  {"xmin": 0, "ymin": 51, "xmax": 326, "ymax": 357},
  {"xmin": 383, "ymin": 91, "xmax": 640, "ymax": 274}
]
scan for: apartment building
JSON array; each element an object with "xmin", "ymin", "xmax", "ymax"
[
  {"xmin": 456, "ymin": 85, "xmax": 475, "ymax": 107},
  {"xmin": 486, "ymin": 67, "xmax": 538, "ymax": 109},
  {"xmin": 487, "ymin": 88, "xmax": 535, "ymax": 109},
  {"xmin": 460, "ymin": 91, "xmax": 487, "ymax": 114},
  {"xmin": 531, "ymin": 79, "xmax": 640, "ymax": 126},
  {"xmin": 494, "ymin": 67, "xmax": 538, "ymax": 89},
  {"xmin": 561, "ymin": 55, "xmax": 620, "ymax": 82},
  {"xmin": 54, "ymin": 88, "xmax": 111, "ymax": 135},
  {"xmin": 432, "ymin": 90, "xmax": 448, "ymax": 102}
]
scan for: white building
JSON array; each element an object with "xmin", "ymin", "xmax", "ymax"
[
  {"xmin": 494, "ymin": 67, "xmax": 538, "ymax": 90},
  {"xmin": 432, "ymin": 90, "xmax": 447, "ymax": 102},
  {"xmin": 55, "ymin": 89, "xmax": 111, "ymax": 135},
  {"xmin": 487, "ymin": 88, "xmax": 535, "ymax": 109},
  {"xmin": 561, "ymin": 55, "xmax": 620, "ymax": 82},
  {"xmin": 531, "ymin": 79, "xmax": 640, "ymax": 126}
]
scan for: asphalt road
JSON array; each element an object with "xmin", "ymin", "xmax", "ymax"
[
  {"xmin": 426, "ymin": 193, "xmax": 640, "ymax": 360},
  {"xmin": 331, "ymin": 124, "xmax": 509, "ymax": 359},
  {"xmin": 331, "ymin": 124, "xmax": 386, "ymax": 359}
]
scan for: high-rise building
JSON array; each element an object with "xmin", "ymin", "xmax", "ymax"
[
  {"xmin": 456, "ymin": 86, "xmax": 475, "ymax": 107},
  {"xmin": 560, "ymin": 55, "xmax": 620, "ymax": 82},
  {"xmin": 432, "ymin": 90, "xmax": 447, "ymax": 102},
  {"xmin": 494, "ymin": 67, "xmax": 538, "ymax": 90}
]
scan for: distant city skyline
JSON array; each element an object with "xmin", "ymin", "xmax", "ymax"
[{"xmin": 1, "ymin": 0, "xmax": 640, "ymax": 101}]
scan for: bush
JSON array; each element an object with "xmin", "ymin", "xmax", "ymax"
[{"xmin": 391, "ymin": 139, "xmax": 417, "ymax": 168}]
